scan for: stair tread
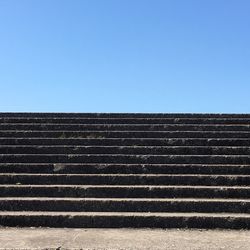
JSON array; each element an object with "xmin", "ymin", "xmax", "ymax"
[
  {"xmin": 1, "ymin": 197, "xmax": 249, "ymax": 202},
  {"xmin": 2, "ymin": 130, "xmax": 250, "ymax": 133},
  {"xmin": 2, "ymin": 123, "xmax": 250, "ymax": 125},
  {"xmin": 2, "ymin": 145, "xmax": 250, "ymax": 148},
  {"xmin": 1, "ymin": 173, "xmax": 249, "ymax": 177},
  {"xmin": 2, "ymin": 137, "xmax": 250, "ymax": 140},
  {"xmin": 0, "ymin": 112, "xmax": 250, "ymax": 117},
  {"xmin": 1, "ymin": 184, "xmax": 250, "ymax": 188},
  {"xmin": 0, "ymin": 211, "xmax": 250, "ymax": 218},
  {"xmin": 2, "ymin": 153, "xmax": 250, "ymax": 156},
  {"xmin": 0, "ymin": 173, "xmax": 249, "ymax": 176},
  {"xmin": 1, "ymin": 163, "xmax": 250, "ymax": 166}
]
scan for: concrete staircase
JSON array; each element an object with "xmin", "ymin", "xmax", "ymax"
[{"xmin": 0, "ymin": 112, "xmax": 250, "ymax": 228}]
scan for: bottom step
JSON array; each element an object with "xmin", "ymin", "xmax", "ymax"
[{"xmin": 0, "ymin": 212, "xmax": 250, "ymax": 229}]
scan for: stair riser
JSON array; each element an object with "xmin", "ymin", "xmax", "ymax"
[
  {"xmin": 2, "ymin": 118, "xmax": 250, "ymax": 124},
  {"xmin": 1, "ymin": 146, "xmax": 250, "ymax": 155},
  {"xmin": 1, "ymin": 138, "xmax": 250, "ymax": 146},
  {"xmin": 1, "ymin": 187, "xmax": 250, "ymax": 198},
  {"xmin": 1, "ymin": 124, "xmax": 250, "ymax": 131},
  {"xmin": 1, "ymin": 164, "xmax": 249, "ymax": 174},
  {"xmin": 0, "ymin": 214, "xmax": 250, "ymax": 229},
  {"xmin": 0, "ymin": 200, "xmax": 249, "ymax": 213},
  {"xmin": 1, "ymin": 131, "xmax": 250, "ymax": 138},
  {"xmin": 1, "ymin": 155, "xmax": 250, "ymax": 164},
  {"xmin": 1, "ymin": 175, "xmax": 249, "ymax": 185}
]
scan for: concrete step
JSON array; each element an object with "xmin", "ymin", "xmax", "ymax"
[
  {"xmin": 1, "ymin": 145, "xmax": 250, "ymax": 155},
  {"xmin": 1, "ymin": 154, "xmax": 250, "ymax": 164},
  {"xmin": 1, "ymin": 138, "xmax": 250, "ymax": 146},
  {"xmin": 1, "ymin": 123, "xmax": 250, "ymax": 131},
  {"xmin": 0, "ymin": 198, "xmax": 249, "ymax": 213},
  {"xmin": 1, "ymin": 163, "xmax": 249, "ymax": 174},
  {"xmin": 1, "ymin": 130, "xmax": 250, "ymax": 138},
  {"xmin": 0, "ymin": 174, "xmax": 249, "ymax": 185},
  {"xmin": 2, "ymin": 117, "xmax": 250, "ymax": 124},
  {"xmin": 1, "ymin": 112, "xmax": 250, "ymax": 118},
  {"xmin": 0, "ymin": 211, "xmax": 250, "ymax": 228},
  {"xmin": 1, "ymin": 185, "xmax": 250, "ymax": 198}
]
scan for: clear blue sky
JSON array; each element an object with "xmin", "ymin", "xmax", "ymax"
[{"xmin": 0, "ymin": 0, "xmax": 249, "ymax": 113}]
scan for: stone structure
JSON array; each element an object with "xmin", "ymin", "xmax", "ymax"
[{"xmin": 0, "ymin": 112, "xmax": 250, "ymax": 228}]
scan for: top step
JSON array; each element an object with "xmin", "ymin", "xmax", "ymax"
[
  {"xmin": 1, "ymin": 113, "xmax": 250, "ymax": 118},
  {"xmin": 1, "ymin": 118, "xmax": 250, "ymax": 125}
]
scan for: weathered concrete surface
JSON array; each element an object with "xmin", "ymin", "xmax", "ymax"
[
  {"xmin": 1, "ymin": 113, "xmax": 250, "ymax": 229},
  {"xmin": 0, "ymin": 228, "xmax": 250, "ymax": 250}
]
